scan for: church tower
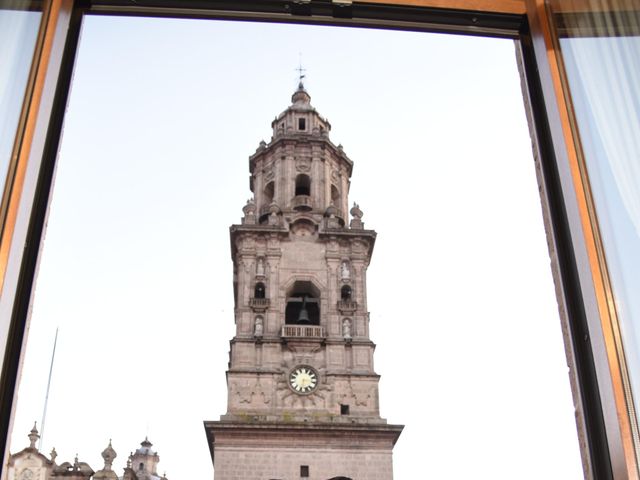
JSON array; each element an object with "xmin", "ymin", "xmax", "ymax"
[{"xmin": 204, "ymin": 83, "xmax": 403, "ymax": 480}]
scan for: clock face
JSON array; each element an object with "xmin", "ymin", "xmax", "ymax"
[{"xmin": 289, "ymin": 366, "xmax": 318, "ymax": 394}]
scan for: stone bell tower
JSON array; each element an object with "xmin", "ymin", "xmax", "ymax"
[{"xmin": 204, "ymin": 82, "xmax": 403, "ymax": 480}]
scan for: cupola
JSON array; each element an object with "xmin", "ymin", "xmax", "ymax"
[{"xmin": 249, "ymin": 84, "xmax": 352, "ymax": 227}]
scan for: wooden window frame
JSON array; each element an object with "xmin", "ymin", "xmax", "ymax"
[{"xmin": 1, "ymin": 1, "xmax": 633, "ymax": 478}]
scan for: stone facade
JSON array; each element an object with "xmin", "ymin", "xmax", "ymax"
[
  {"xmin": 205, "ymin": 83, "xmax": 402, "ymax": 480},
  {"xmin": 208, "ymin": 423, "xmax": 397, "ymax": 480}
]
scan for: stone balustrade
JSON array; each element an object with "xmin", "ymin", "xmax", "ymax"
[
  {"xmin": 249, "ymin": 298, "xmax": 270, "ymax": 310},
  {"xmin": 281, "ymin": 325, "xmax": 325, "ymax": 339},
  {"xmin": 292, "ymin": 195, "xmax": 313, "ymax": 211},
  {"xmin": 337, "ymin": 300, "xmax": 357, "ymax": 313}
]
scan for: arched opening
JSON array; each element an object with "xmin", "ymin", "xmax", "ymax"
[
  {"xmin": 327, "ymin": 477, "xmax": 352, "ymax": 480},
  {"xmin": 264, "ymin": 181, "xmax": 275, "ymax": 204},
  {"xmin": 285, "ymin": 280, "xmax": 320, "ymax": 325},
  {"xmin": 341, "ymin": 285, "xmax": 352, "ymax": 301},
  {"xmin": 295, "ymin": 174, "xmax": 311, "ymax": 196},
  {"xmin": 331, "ymin": 184, "xmax": 340, "ymax": 206},
  {"xmin": 254, "ymin": 282, "xmax": 265, "ymax": 299},
  {"xmin": 260, "ymin": 181, "xmax": 276, "ymax": 223}
]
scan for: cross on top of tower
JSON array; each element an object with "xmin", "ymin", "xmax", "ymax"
[{"xmin": 295, "ymin": 58, "xmax": 306, "ymax": 89}]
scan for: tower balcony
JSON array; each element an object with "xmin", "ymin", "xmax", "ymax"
[
  {"xmin": 337, "ymin": 300, "xmax": 357, "ymax": 313},
  {"xmin": 249, "ymin": 298, "xmax": 270, "ymax": 311},
  {"xmin": 281, "ymin": 324, "xmax": 325, "ymax": 339},
  {"xmin": 292, "ymin": 195, "xmax": 313, "ymax": 212}
]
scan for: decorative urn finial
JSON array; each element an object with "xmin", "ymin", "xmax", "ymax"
[
  {"xmin": 350, "ymin": 203, "xmax": 364, "ymax": 229},
  {"xmin": 28, "ymin": 422, "xmax": 40, "ymax": 449},
  {"xmin": 101, "ymin": 440, "xmax": 117, "ymax": 470}
]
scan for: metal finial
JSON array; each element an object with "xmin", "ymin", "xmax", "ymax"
[{"xmin": 296, "ymin": 54, "xmax": 306, "ymax": 88}]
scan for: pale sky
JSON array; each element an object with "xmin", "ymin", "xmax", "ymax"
[{"xmin": 10, "ymin": 15, "xmax": 584, "ymax": 479}]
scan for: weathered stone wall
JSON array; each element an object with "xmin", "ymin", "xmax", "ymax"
[{"xmin": 213, "ymin": 446, "xmax": 394, "ymax": 480}]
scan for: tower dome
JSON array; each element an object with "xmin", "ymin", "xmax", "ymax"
[
  {"xmin": 129, "ymin": 437, "xmax": 160, "ymax": 480},
  {"xmin": 291, "ymin": 82, "xmax": 311, "ymax": 105},
  {"xmin": 251, "ymin": 86, "xmax": 351, "ymax": 226}
]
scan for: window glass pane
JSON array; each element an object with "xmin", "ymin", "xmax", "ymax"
[
  {"xmin": 0, "ymin": 2, "xmax": 42, "ymax": 193},
  {"xmin": 9, "ymin": 15, "xmax": 583, "ymax": 479},
  {"xmin": 553, "ymin": 0, "xmax": 640, "ymax": 418}
]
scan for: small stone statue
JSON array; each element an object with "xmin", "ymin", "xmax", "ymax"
[
  {"xmin": 342, "ymin": 318, "xmax": 352, "ymax": 339},
  {"xmin": 254, "ymin": 316, "xmax": 263, "ymax": 337},
  {"xmin": 341, "ymin": 261, "xmax": 350, "ymax": 280},
  {"xmin": 256, "ymin": 258, "xmax": 265, "ymax": 277}
]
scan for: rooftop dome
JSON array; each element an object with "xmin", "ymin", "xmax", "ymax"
[
  {"xmin": 135, "ymin": 437, "xmax": 156, "ymax": 455},
  {"xmin": 291, "ymin": 82, "xmax": 311, "ymax": 105}
]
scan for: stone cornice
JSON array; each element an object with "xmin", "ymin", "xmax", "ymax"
[
  {"xmin": 204, "ymin": 421, "xmax": 404, "ymax": 462},
  {"xmin": 320, "ymin": 228, "xmax": 377, "ymax": 258},
  {"xmin": 249, "ymin": 135, "xmax": 353, "ymax": 176},
  {"xmin": 229, "ymin": 224, "xmax": 288, "ymax": 258}
]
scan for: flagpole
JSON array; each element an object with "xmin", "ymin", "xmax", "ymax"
[{"xmin": 39, "ymin": 327, "xmax": 58, "ymax": 451}]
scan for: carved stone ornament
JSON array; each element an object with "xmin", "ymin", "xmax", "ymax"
[
  {"xmin": 242, "ymin": 199, "xmax": 256, "ymax": 225},
  {"xmin": 331, "ymin": 169, "xmax": 340, "ymax": 183},
  {"xmin": 350, "ymin": 202, "xmax": 363, "ymax": 219},
  {"xmin": 268, "ymin": 202, "xmax": 282, "ymax": 226},
  {"xmin": 232, "ymin": 378, "xmax": 271, "ymax": 406},
  {"xmin": 101, "ymin": 441, "xmax": 117, "ymax": 470},
  {"xmin": 352, "ymin": 240, "xmax": 368, "ymax": 254},
  {"xmin": 349, "ymin": 381, "xmax": 374, "ymax": 407},
  {"xmin": 350, "ymin": 202, "xmax": 364, "ymax": 229},
  {"xmin": 19, "ymin": 469, "xmax": 34, "ymax": 480},
  {"xmin": 296, "ymin": 157, "xmax": 311, "ymax": 172}
]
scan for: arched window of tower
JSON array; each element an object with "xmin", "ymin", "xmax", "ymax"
[
  {"xmin": 260, "ymin": 181, "xmax": 276, "ymax": 223},
  {"xmin": 254, "ymin": 282, "xmax": 265, "ymax": 299},
  {"xmin": 264, "ymin": 181, "xmax": 274, "ymax": 204},
  {"xmin": 341, "ymin": 285, "xmax": 352, "ymax": 301},
  {"xmin": 331, "ymin": 184, "xmax": 340, "ymax": 206},
  {"xmin": 285, "ymin": 280, "xmax": 320, "ymax": 325},
  {"xmin": 295, "ymin": 174, "xmax": 311, "ymax": 197}
]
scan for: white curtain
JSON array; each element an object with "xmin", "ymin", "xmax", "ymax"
[{"xmin": 558, "ymin": 4, "xmax": 640, "ymax": 239}]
